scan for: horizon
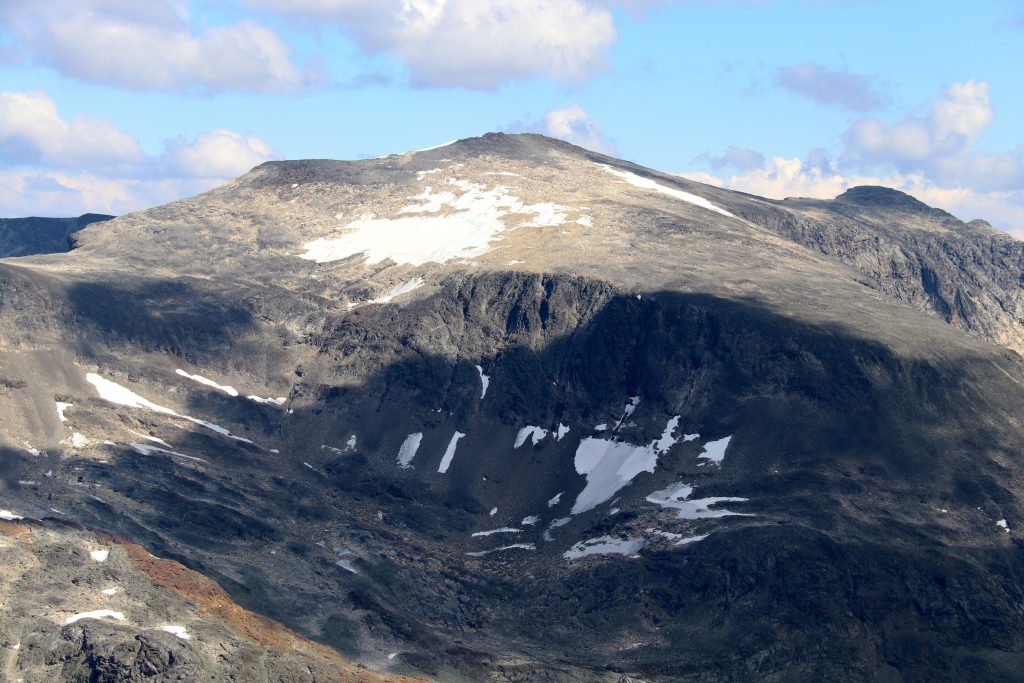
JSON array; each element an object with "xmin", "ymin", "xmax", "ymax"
[{"xmin": 1, "ymin": 1, "xmax": 1021, "ymax": 236}]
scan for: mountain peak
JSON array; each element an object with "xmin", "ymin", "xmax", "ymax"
[{"xmin": 834, "ymin": 185, "xmax": 939, "ymax": 213}]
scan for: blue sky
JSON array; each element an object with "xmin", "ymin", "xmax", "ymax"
[{"xmin": 1, "ymin": 0, "xmax": 1022, "ymax": 235}]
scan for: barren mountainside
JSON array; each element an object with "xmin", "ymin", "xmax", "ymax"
[{"xmin": 2, "ymin": 133, "xmax": 1024, "ymax": 681}]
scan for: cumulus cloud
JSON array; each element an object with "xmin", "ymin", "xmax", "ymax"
[
  {"xmin": 0, "ymin": 0, "xmax": 313, "ymax": 92},
  {"xmin": 244, "ymin": 0, "xmax": 617, "ymax": 88},
  {"xmin": 0, "ymin": 91, "xmax": 143, "ymax": 167},
  {"xmin": 163, "ymin": 129, "xmax": 283, "ymax": 178},
  {"xmin": 507, "ymin": 104, "xmax": 616, "ymax": 154},
  {"xmin": 777, "ymin": 62, "xmax": 884, "ymax": 111},
  {"xmin": 0, "ymin": 90, "xmax": 282, "ymax": 217},
  {"xmin": 685, "ymin": 156, "xmax": 1024, "ymax": 238},
  {"xmin": 697, "ymin": 146, "xmax": 766, "ymax": 171},
  {"xmin": 687, "ymin": 81, "xmax": 1024, "ymax": 236}
]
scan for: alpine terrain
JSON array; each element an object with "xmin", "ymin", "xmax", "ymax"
[{"xmin": 2, "ymin": 133, "xmax": 1024, "ymax": 681}]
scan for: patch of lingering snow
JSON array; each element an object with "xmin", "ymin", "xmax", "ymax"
[
  {"xmin": 416, "ymin": 168, "xmax": 444, "ymax": 179},
  {"xmin": 160, "ymin": 625, "xmax": 191, "ymax": 640},
  {"xmin": 997, "ymin": 519, "xmax": 1010, "ymax": 532},
  {"xmin": 698, "ymin": 436, "xmax": 732, "ymax": 465},
  {"xmin": 438, "ymin": 431, "xmax": 466, "ymax": 473},
  {"xmin": 472, "ymin": 528, "xmax": 521, "ymax": 537},
  {"xmin": 484, "ymin": 171, "xmax": 519, "ymax": 176},
  {"xmin": 101, "ymin": 587, "xmax": 119, "ymax": 596},
  {"xmin": 346, "ymin": 435, "xmax": 357, "ymax": 450},
  {"xmin": 475, "ymin": 365, "xmax": 490, "ymax": 399},
  {"xmin": 87, "ymin": 374, "xmax": 176, "ymax": 415},
  {"xmin": 646, "ymin": 482, "xmax": 749, "ymax": 519},
  {"xmin": 601, "ymin": 165, "xmax": 736, "ymax": 218},
  {"xmin": 56, "ymin": 402, "xmax": 72, "ymax": 422},
  {"xmin": 613, "ymin": 396, "xmax": 640, "ymax": 430},
  {"xmin": 547, "ymin": 492, "xmax": 564, "ymax": 508},
  {"xmin": 90, "ymin": 549, "xmax": 109, "ymax": 562},
  {"xmin": 299, "ymin": 177, "xmax": 571, "ymax": 266},
  {"xmin": 489, "ymin": 507, "xmax": 498, "ymax": 516},
  {"xmin": 247, "ymin": 395, "xmax": 287, "ymax": 406},
  {"xmin": 564, "ymin": 536, "xmax": 646, "ymax": 561},
  {"xmin": 371, "ymin": 278, "xmax": 425, "ymax": 304},
  {"xmin": 570, "ymin": 414, "xmax": 681, "ymax": 515},
  {"xmin": 88, "ymin": 373, "xmax": 251, "ymax": 443},
  {"xmin": 388, "ymin": 652, "xmax": 398, "ymax": 660},
  {"xmin": 683, "ymin": 433, "xmax": 700, "ymax": 442},
  {"xmin": 542, "ymin": 516, "xmax": 572, "ymax": 542},
  {"xmin": 396, "ymin": 433, "xmax": 423, "ymax": 468},
  {"xmin": 521, "ymin": 515, "xmax": 540, "ymax": 526},
  {"xmin": 514, "ymin": 426, "xmax": 547, "ymax": 448},
  {"xmin": 676, "ymin": 534, "xmax": 709, "ymax": 545},
  {"xmin": 71, "ymin": 433, "xmax": 89, "ymax": 448},
  {"xmin": 65, "ymin": 610, "xmax": 124, "ymax": 625},
  {"xmin": 594, "ymin": 424, "xmax": 608, "ymax": 432},
  {"xmin": 413, "ymin": 139, "xmax": 457, "ymax": 153},
  {"xmin": 175, "ymin": 369, "xmax": 239, "ymax": 397},
  {"xmin": 336, "ymin": 559, "xmax": 357, "ymax": 573},
  {"xmin": 24, "ymin": 445, "xmax": 42, "ymax": 456},
  {"xmin": 576, "ymin": 215, "xmax": 593, "ymax": 227},
  {"xmin": 0, "ymin": 510, "xmax": 24, "ymax": 521},
  {"xmin": 129, "ymin": 443, "xmax": 207, "ymax": 463},
  {"xmin": 556, "ymin": 424, "xmax": 571, "ymax": 440},
  {"xmin": 466, "ymin": 543, "xmax": 536, "ymax": 557}
]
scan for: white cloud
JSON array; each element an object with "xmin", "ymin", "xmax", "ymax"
[
  {"xmin": 0, "ymin": 90, "xmax": 282, "ymax": 217},
  {"xmin": 163, "ymin": 129, "xmax": 283, "ymax": 179},
  {"xmin": 1, "ymin": 0, "xmax": 311, "ymax": 92},
  {"xmin": 684, "ymin": 157, "xmax": 1024, "ymax": 238},
  {"xmin": 689, "ymin": 81, "xmax": 1024, "ymax": 237},
  {"xmin": 245, "ymin": 0, "xmax": 617, "ymax": 88},
  {"xmin": 541, "ymin": 105, "xmax": 616, "ymax": 154},
  {"xmin": 0, "ymin": 91, "xmax": 143, "ymax": 167}
]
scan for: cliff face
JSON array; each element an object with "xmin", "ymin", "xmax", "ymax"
[
  {"xmin": 0, "ymin": 214, "xmax": 113, "ymax": 258},
  {"xmin": 2, "ymin": 134, "xmax": 1024, "ymax": 681}
]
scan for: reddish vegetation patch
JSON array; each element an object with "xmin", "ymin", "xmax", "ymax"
[
  {"xmin": 117, "ymin": 537, "xmax": 420, "ymax": 683},
  {"xmin": 0, "ymin": 520, "xmax": 36, "ymax": 539}
]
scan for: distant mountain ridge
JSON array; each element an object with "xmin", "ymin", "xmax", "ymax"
[{"xmin": 0, "ymin": 213, "xmax": 114, "ymax": 258}]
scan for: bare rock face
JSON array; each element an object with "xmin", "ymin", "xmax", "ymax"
[
  {"xmin": 0, "ymin": 214, "xmax": 113, "ymax": 258},
  {"xmin": 2, "ymin": 133, "xmax": 1024, "ymax": 681}
]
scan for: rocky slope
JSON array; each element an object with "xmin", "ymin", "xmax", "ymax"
[
  {"xmin": 0, "ymin": 214, "xmax": 114, "ymax": 258},
  {"xmin": 2, "ymin": 133, "xmax": 1024, "ymax": 681}
]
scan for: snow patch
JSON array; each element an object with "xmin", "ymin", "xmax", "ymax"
[
  {"xmin": 299, "ymin": 178, "xmax": 571, "ymax": 267},
  {"xmin": 438, "ymin": 431, "xmax": 465, "ymax": 473},
  {"xmin": 997, "ymin": 519, "xmax": 1010, "ymax": 532},
  {"xmin": 56, "ymin": 402, "xmax": 72, "ymax": 422},
  {"xmin": 521, "ymin": 515, "xmax": 539, "ymax": 526},
  {"xmin": 65, "ymin": 610, "xmax": 124, "ymax": 625},
  {"xmin": 90, "ymin": 549, "xmax": 109, "ymax": 562},
  {"xmin": 247, "ymin": 395, "xmax": 287, "ymax": 406},
  {"xmin": 397, "ymin": 433, "xmax": 423, "ymax": 468},
  {"xmin": 175, "ymin": 369, "xmax": 239, "ymax": 397},
  {"xmin": 556, "ymin": 424, "xmax": 571, "ymax": 441},
  {"xmin": 101, "ymin": 587, "xmax": 119, "ymax": 596},
  {"xmin": 576, "ymin": 215, "xmax": 593, "ymax": 227},
  {"xmin": 646, "ymin": 482, "xmax": 749, "ymax": 519},
  {"xmin": 489, "ymin": 507, "xmax": 498, "ymax": 516},
  {"xmin": 371, "ymin": 278, "xmax": 425, "ymax": 304},
  {"xmin": 0, "ymin": 510, "xmax": 24, "ymax": 521},
  {"xmin": 564, "ymin": 536, "xmax": 646, "ymax": 561},
  {"xmin": 547, "ymin": 492, "xmax": 564, "ymax": 508},
  {"xmin": 160, "ymin": 625, "xmax": 191, "ymax": 640},
  {"xmin": 71, "ymin": 433, "xmax": 89, "ymax": 448},
  {"xmin": 466, "ymin": 543, "xmax": 535, "ymax": 557},
  {"xmin": 514, "ymin": 426, "xmax": 547, "ymax": 448},
  {"xmin": 613, "ymin": 396, "xmax": 640, "ymax": 430},
  {"xmin": 698, "ymin": 436, "xmax": 732, "ymax": 465},
  {"xmin": 472, "ymin": 528, "xmax": 520, "ymax": 537},
  {"xmin": 683, "ymin": 433, "xmax": 699, "ymax": 442},
  {"xmin": 594, "ymin": 423, "xmax": 608, "ymax": 432},
  {"xmin": 601, "ymin": 165, "xmax": 735, "ymax": 218},
  {"xmin": 475, "ymin": 365, "xmax": 490, "ymax": 399},
  {"xmin": 129, "ymin": 443, "xmax": 206, "ymax": 463},
  {"xmin": 570, "ymin": 415, "xmax": 681, "ymax": 515}
]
